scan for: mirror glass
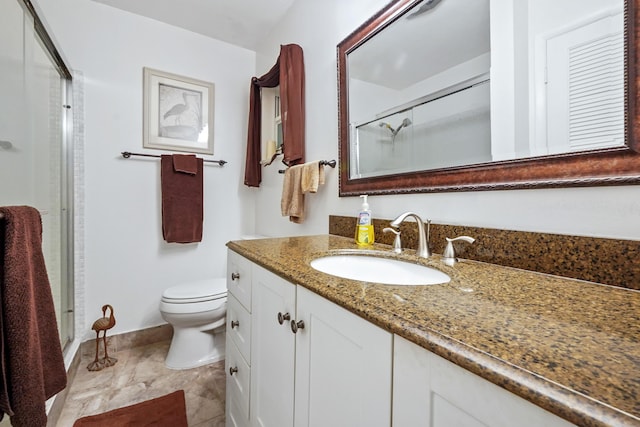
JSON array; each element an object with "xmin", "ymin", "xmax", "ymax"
[
  {"xmin": 347, "ymin": 0, "xmax": 624, "ymax": 179},
  {"xmin": 338, "ymin": 0, "xmax": 640, "ymax": 195}
]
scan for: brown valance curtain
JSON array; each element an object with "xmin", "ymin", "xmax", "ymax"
[{"xmin": 244, "ymin": 44, "xmax": 305, "ymax": 187}]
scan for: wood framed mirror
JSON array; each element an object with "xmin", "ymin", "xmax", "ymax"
[{"xmin": 337, "ymin": 0, "xmax": 640, "ymax": 196}]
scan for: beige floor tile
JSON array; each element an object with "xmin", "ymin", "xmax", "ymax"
[{"xmin": 55, "ymin": 340, "xmax": 225, "ymax": 427}]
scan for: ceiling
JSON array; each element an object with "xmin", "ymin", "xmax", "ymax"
[
  {"xmin": 90, "ymin": 0, "xmax": 298, "ymax": 50},
  {"xmin": 348, "ymin": 0, "xmax": 490, "ymax": 90}
]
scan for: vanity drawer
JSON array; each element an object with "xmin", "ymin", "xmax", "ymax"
[
  {"xmin": 226, "ymin": 338, "xmax": 251, "ymax": 422},
  {"xmin": 227, "ymin": 294, "xmax": 251, "ymax": 364},
  {"xmin": 227, "ymin": 249, "xmax": 252, "ymax": 310}
]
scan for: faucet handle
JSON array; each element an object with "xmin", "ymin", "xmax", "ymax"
[
  {"xmin": 443, "ymin": 236, "xmax": 475, "ymax": 265},
  {"xmin": 383, "ymin": 227, "xmax": 402, "ymax": 254}
]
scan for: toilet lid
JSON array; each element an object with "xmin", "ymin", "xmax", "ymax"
[{"xmin": 162, "ymin": 278, "xmax": 227, "ymax": 303}]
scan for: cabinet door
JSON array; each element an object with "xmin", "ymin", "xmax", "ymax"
[
  {"xmin": 250, "ymin": 265, "xmax": 296, "ymax": 427},
  {"xmin": 294, "ymin": 286, "xmax": 392, "ymax": 427},
  {"xmin": 393, "ymin": 335, "xmax": 575, "ymax": 427}
]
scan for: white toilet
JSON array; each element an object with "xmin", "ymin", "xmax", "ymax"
[{"xmin": 159, "ymin": 278, "xmax": 227, "ymax": 370}]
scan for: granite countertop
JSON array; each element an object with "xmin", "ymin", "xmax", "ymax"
[{"xmin": 226, "ymin": 235, "xmax": 640, "ymax": 427}]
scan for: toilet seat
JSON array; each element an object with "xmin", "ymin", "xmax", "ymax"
[{"xmin": 162, "ymin": 278, "xmax": 227, "ymax": 304}]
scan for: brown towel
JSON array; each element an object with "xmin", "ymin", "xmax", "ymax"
[
  {"xmin": 301, "ymin": 161, "xmax": 325, "ymax": 193},
  {"xmin": 161, "ymin": 155, "xmax": 204, "ymax": 243},
  {"xmin": 0, "ymin": 206, "xmax": 67, "ymax": 427},
  {"xmin": 281, "ymin": 164, "xmax": 305, "ymax": 223},
  {"xmin": 172, "ymin": 154, "xmax": 198, "ymax": 175}
]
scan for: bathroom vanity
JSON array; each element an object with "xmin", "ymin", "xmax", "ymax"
[{"xmin": 225, "ymin": 235, "xmax": 640, "ymax": 427}]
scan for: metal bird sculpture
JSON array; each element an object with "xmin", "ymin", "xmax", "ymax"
[{"xmin": 87, "ymin": 304, "xmax": 117, "ymax": 371}]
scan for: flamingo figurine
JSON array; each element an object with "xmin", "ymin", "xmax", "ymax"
[{"xmin": 87, "ymin": 304, "xmax": 117, "ymax": 371}]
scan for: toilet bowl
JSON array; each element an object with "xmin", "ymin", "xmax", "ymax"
[{"xmin": 159, "ymin": 278, "xmax": 227, "ymax": 370}]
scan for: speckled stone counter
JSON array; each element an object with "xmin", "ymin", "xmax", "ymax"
[
  {"xmin": 227, "ymin": 235, "xmax": 640, "ymax": 427},
  {"xmin": 329, "ymin": 215, "xmax": 640, "ymax": 290}
]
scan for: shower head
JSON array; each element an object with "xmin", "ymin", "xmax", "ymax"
[
  {"xmin": 407, "ymin": 0, "xmax": 443, "ymax": 19},
  {"xmin": 401, "ymin": 118, "xmax": 412, "ymax": 127},
  {"xmin": 379, "ymin": 122, "xmax": 393, "ymax": 131}
]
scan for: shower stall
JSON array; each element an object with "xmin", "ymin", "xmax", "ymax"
[{"xmin": 0, "ymin": 0, "xmax": 75, "ymax": 351}]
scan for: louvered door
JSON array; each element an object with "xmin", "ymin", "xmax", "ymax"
[{"xmin": 545, "ymin": 10, "xmax": 624, "ymax": 154}]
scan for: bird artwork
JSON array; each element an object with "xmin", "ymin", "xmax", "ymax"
[
  {"xmin": 87, "ymin": 304, "xmax": 117, "ymax": 371},
  {"xmin": 163, "ymin": 93, "xmax": 190, "ymax": 125},
  {"xmin": 159, "ymin": 90, "xmax": 203, "ymax": 141}
]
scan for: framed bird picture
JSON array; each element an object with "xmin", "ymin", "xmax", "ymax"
[{"xmin": 143, "ymin": 67, "xmax": 215, "ymax": 155}]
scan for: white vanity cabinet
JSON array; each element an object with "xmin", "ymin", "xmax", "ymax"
[
  {"xmin": 228, "ymin": 249, "xmax": 573, "ymax": 427},
  {"xmin": 228, "ymin": 250, "xmax": 393, "ymax": 427},
  {"xmin": 392, "ymin": 335, "xmax": 574, "ymax": 427},
  {"xmin": 250, "ymin": 264, "xmax": 393, "ymax": 427}
]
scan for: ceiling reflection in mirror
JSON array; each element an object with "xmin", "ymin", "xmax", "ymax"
[{"xmin": 346, "ymin": 0, "xmax": 624, "ymax": 180}]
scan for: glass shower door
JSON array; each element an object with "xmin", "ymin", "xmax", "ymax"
[{"xmin": 0, "ymin": 0, "xmax": 74, "ymax": 349}]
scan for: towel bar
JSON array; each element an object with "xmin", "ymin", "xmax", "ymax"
[
  {"xmin": 279, "ymin": 160, "xmax": 336, "ymax": 174},
  {"xmin": 121, "ymin": 151, "xmax": 227, "ymax": 166}
]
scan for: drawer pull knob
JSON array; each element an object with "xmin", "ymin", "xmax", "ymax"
[
  {"xmin": 291, "ymin": 319, "xmax": 305, "ymax": 333},
  {"xmin": 229, "ymin": 366, "xmax": 238, "ymax": 376},
  {"xmin": 277, "ymin": 312, "xmax": 291, "ymax": 325},
  {"xmin": 231, "ymin": 272, "xmax": 240, "ymax": 281},
  {"xmin": 231, "ymin": 320, "xmax": 239, "ymax": 329}
]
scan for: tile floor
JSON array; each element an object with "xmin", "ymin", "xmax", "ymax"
[{"xmin": 55, "ymin": 340, "xmax": 225, "ymax": 426}]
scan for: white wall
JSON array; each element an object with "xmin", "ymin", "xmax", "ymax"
[
  {"xmin": 34, "ymin": 0, "xmax": 256, "ymax": 338},
  {"xmin": 253, "ymin": 0, "xmax": 640, "ymax": 241}
]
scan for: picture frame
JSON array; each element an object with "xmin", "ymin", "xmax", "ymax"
[{"xmin": 143, "ymin": 67, "xmax": 215, "ymax": 155}]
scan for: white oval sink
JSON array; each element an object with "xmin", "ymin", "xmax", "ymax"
[{"xmin": 310, "ymin": 255, "xmax": 450, "ymax": 285}]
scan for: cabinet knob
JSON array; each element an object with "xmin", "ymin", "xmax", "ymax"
[
  {"xmin": 231, "ymin": 272, "xmax": 240, "ymax": 281},
  {"xmin": 277, "ymin": 312, "xmax": 291, "ymax": 325},
  {"xmin": 229, "ymin": 366, "xmax": 238, "ymax": 376},
  {"xmin": 291, "ymin": 319, "xmax": 305, "ymax": 333},
  {"xmin": 231, "ymin": 320, "xmax": 239, "ymax": 329}
]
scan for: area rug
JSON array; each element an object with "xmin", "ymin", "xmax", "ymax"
[{"xmin": 72, "ymin": 390, "xmax": 188, "ymax": 427}]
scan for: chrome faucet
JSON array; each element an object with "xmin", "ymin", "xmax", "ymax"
[
  {"xmin": 382, "ymin": 227, "xmax": 403, "ymax": 253},
  {"xmin": 389, "ymin": 212, "xmax": 431, "ymax": 258},
  {"xmin": 442, "ymin": 236, "xmax": 475, "ymax": 266}
]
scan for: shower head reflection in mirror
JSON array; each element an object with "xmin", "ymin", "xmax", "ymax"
[{"xmin": 378, "ymin": 118, "xmax": 412, "ymax": 137}]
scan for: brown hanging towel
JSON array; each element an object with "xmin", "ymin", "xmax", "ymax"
[
  {"xmin": 0, "ymin": 206, "xmax": 67, "ymax": 427},
  {"xmin": 161, "ymin": 154, "xmax": 204, "ymax": 243}
]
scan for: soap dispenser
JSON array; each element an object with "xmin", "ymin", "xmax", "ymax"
[{"xmin": 355, "ymin": 195, "xmax": 374, "ymax": 246}]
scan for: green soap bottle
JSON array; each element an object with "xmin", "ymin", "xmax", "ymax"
[{"xmin": 355, "ymin": 195, "xmax": 374, "ymax": 246}]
